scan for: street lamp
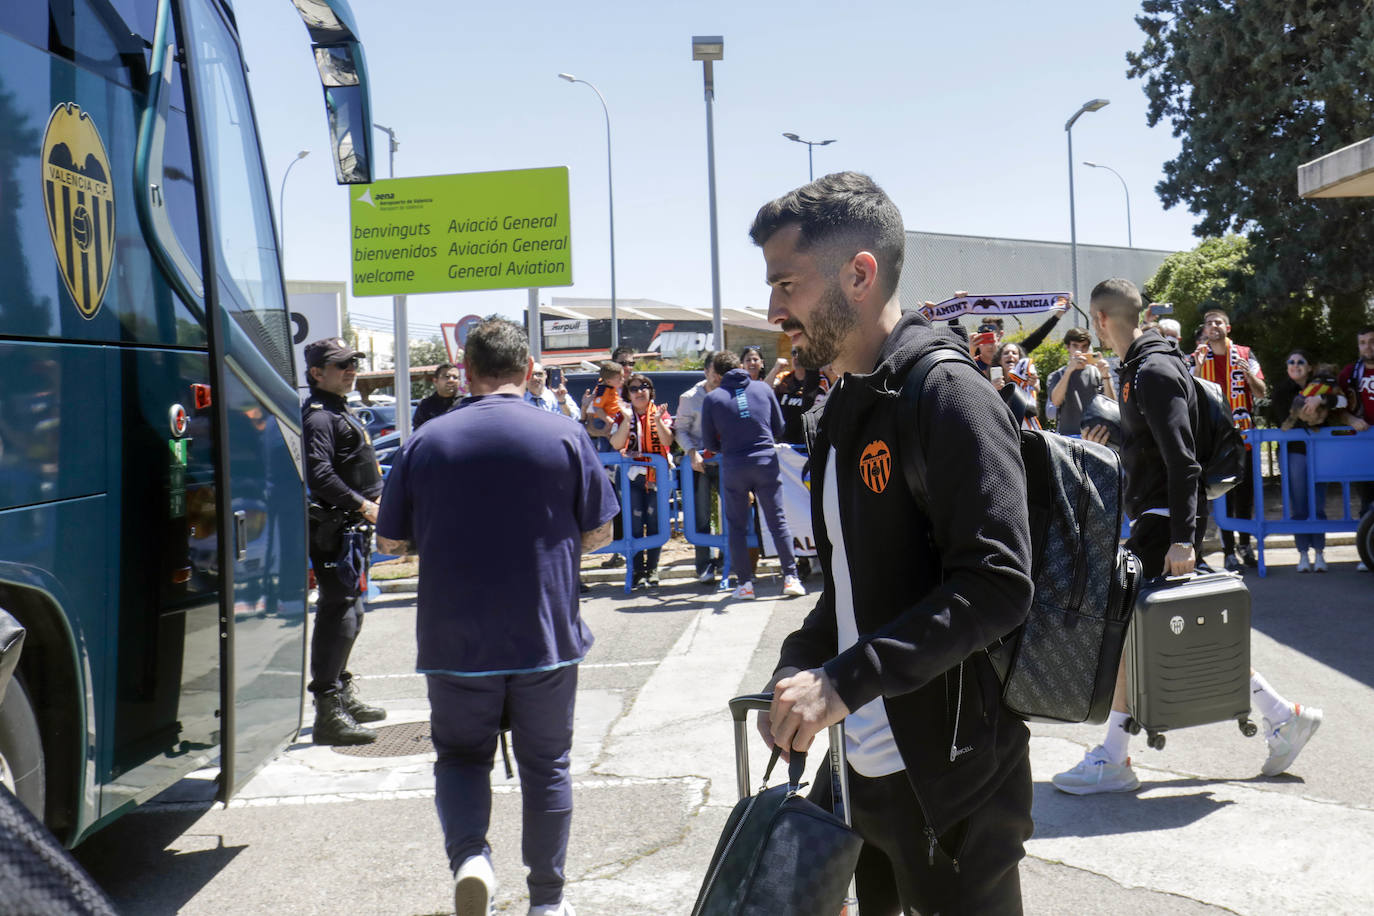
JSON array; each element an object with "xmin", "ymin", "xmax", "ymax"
[
  {"xmin": 782, "ymin": 133, "xmax": 835, "ymax": 181},
  {"xmin": 1065, "ymin": 98, "xmax": 1109, "ymax": 325},
  {"xmin": 558, "ymin": 72, "xmax": 619, "ymax": 350},
  {"xmin": 372, "ymin": 121, "xmax": 411, "ymax": 440},
  {"xmin": 1083, "ymin": 160, "xmax": 1132, "ymax": 248},
  {"xmin": 693, "ymin": 36, "xmax": 725, "ymax": 351},
  {"xmin": 277, "ymin": 149, "xmax": 310, "ymax": 269}
]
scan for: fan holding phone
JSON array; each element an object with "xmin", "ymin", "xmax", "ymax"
[
  {"xmin": 1046, "ymin": 326, "xmax": 1116, "ymax": 435},
  {"xmin": 526, "ymin": 362, "xmax": 581, "ymax": 420}
]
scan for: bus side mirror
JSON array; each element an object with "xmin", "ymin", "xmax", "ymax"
[{"xmin": 291, "ymin": 0, "xmax": 375, "ymax": 185}]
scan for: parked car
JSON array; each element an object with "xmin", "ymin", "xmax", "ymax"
[{"xmin": 354, "ymin": 403, "xmax": 397, "ymax": 440}]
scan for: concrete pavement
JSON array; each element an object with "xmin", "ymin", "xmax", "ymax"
[{"xmin": 74, "ymin": 542, "xmax": 1374, "ymax": 915}]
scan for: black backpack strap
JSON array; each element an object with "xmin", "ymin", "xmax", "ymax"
[{"xmin": 898, "ymin": 348, "xmax": 985, "ymax": 510}]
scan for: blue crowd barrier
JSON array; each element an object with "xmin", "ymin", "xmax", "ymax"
[
  {"xmin": 1212, "ymin": 427, "xmax": 1374, "ymax": 577},
  {"xmin": 679, "ymin": 454, "xmax": 760, "ymax": 590},
  {"xmin": 595, "ymin": 452, "xmax": 676, "ymax": 593}
]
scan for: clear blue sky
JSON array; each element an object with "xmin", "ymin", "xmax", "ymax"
[{"xmin": 235, "ymin": 0, "xmax": 1201, "ymax": 340}]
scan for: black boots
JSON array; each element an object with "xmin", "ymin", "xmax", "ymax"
[
  {"xmin": 340, "ymin": 679, "xmax": 387, "ymax": 724},
  {"xmin": 312, "ymin": 691, "xmax": 377, "ymax": 745}
]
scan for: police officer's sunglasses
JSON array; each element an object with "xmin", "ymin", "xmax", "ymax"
[{"xmin": 332, "ymin": 357, "xmax": 361, "ymax": 370}]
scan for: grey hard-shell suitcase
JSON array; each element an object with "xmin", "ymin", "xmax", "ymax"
[{"xmin": 1124, "ymin": 571, "xmax": 1258, "ymax": 750}]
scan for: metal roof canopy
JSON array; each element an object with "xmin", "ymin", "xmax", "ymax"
[
  {"xmin": 1298, "ymin": 136, "xmax": 1374, "ymax": 198},
  {"xmin": 545, "ymin": 296, "xmax": 775, "ymax": 332}
]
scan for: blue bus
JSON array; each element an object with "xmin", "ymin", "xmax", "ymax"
[{"xmin": 0, "ymin": 0, "xmax": 375, "ymax": 844}]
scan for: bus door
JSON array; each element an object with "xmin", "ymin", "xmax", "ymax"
[{"xmin": 170, "ymin": 0, "xmax": 374, "ymax": 797}]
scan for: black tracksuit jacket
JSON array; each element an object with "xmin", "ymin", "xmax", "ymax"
[
  {"xmin": 1119, "ymin": 330, "xmax": 1201, "ymax": 545},
  {"xmin": 778, "ymin": 312, "xmax": 1034, "ymax": 835}
]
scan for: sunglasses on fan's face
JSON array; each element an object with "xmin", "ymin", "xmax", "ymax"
[
  {"xmin": 332, "ymin": 357, "xmax": 360, "ymax": 370},
  {"xmin": 628, "ymin": 384, "xmax": 652, "ymax": 393},
  {"xmin": 1287, "ymin": 358, "xmax": 1308, "ymax": 366}
]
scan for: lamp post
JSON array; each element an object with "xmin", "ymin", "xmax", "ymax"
[
  {"xmin": 372, "ymin": 122, "xmax": 411, "ymax": 440},
  {"xmin": 277, "ymin": 149, "xmax": 309, "ymax": 270},
  {"xmin": 693, "ymin": 35, "xmax": 724, "ymax": 351},
  {"xmin": 1065, "ymin": 98, "xmax": 1109, "ymax": 325},
  {"xmin": 558, "ymin": 73, "xmax": 618, "ymax": 351},
  {"xmin": 1083, "ymin": 160, "xmax": 1132, "ymax": 248},
  {"xmin": 781, "ymin": 133, "xmax": 835, "ymax": 181}
]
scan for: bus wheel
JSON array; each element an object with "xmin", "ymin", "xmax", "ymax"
[
  {"xmin": 0, "ymin": 677, "xmax": 45, "ymax": 819},
  {"xmin": 1358, "ymin": 509, "xmax": 1374, "ymax": 572}
]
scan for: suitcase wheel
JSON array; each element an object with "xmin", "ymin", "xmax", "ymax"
[
  {"xmin": 1239, "ymin": 718, "xmax": 1258, "ymax": 738},
  {"xmin": 1146, "ymin": 732, "xmax": 1166, "ymax": 751},
  {"xmin": 1123, "ymin": 717, "xmax": 1141, "ymax": 736}
]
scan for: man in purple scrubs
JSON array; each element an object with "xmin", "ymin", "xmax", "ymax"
[{"xmin": 377, "ymin": 318, "xmax": 618, "ymax": 916}]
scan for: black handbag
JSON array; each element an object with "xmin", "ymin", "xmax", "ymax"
[{"xmin": 691, "ymin": 695, "xmax": 862, "ymax": 916}]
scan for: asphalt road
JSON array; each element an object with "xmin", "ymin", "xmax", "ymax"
[{"xmin": 74, "ymin": 542, "xmax": 1373, "ymax": 915}]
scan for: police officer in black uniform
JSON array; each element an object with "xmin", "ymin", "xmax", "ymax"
[{"xmin": 302, "ymin": 338, "xmax": 388, "ymax": 745}]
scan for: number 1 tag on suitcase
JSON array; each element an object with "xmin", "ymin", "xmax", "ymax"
[{"xmin": 1126, "ymin": 571, "xmax": 1255, "ymax": 746}]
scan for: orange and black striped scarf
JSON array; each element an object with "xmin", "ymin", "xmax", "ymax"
[
  {"xmin": 626, "ymin": 403, "xmax": 670, "ymax": 488},
  {"xmin": 1197, "ymin": 342, "xmax": 1256, "ymax": 433}
]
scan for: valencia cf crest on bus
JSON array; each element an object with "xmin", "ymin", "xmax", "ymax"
[
  {"xmin": 859, "ymin": 439, "xmax": 891, "ymax": 494},
  {"xmin": 42, "ymin": 103, "xmax": 115, "ymax": 320}
]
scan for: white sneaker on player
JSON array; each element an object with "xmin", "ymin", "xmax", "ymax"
[
  {"xmin": 1052, "ymin": 745, "xmax": 1141, "ymax": 795},
  {"xmin": 454, "ymin": 854, "xmax": 495, "ymax": 916},
  {"xmin": 731, "ymin": 580, "xmax": 755, "ymax": 600},
  {"xmin": 1296, "ymin": 552, "xmax": 1311, "ymax": 573},
  {"xmin": 782, "ymin": 575, "xmax": 806, "ymax": 597},
  {"xmin": 529, "ymin": 899, "xmax": 576, "ymax": 916},
  {"xmin": 1262, "ymin": 705, "xmax": 1323, "ymax": 777}
]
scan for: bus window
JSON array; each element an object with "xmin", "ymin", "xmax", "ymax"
[
  {"xmin": 47, "ymin": 0, "xmax": 150, "ymax": 92},
  {"xmin": 180, "ymin": 0, "xmax": 295, "ymax": 384}
]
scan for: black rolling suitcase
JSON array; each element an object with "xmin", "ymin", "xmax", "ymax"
[
  {"xmin": 691, "ymin": 694, "xmax": 863, "ymax": 916},
  {"xmin": 1124, "ymin": 571, "xmax": 1258, "ymax": 750}
]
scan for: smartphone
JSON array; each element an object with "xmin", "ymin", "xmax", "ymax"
[
  {"xmin": 989, "ymin": 366, "xmax": 1004, "ymax": 383},
  {"xmin": 1148, "ymin": 302, "xmax": 1174, "ymax": 317},
  {"xmin": 548, "ymin": 367, "xmax": 563, "ymax": 388}
]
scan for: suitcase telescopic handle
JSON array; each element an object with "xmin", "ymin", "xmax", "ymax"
[
  {"xmin": 727, "ymin": 693, "xmax": 852, "ymax": 828},
  {"xmin": 729, "ymin": 693, "xmax": 773, "ymax": 722}
]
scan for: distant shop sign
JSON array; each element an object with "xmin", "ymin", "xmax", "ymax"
[{"xmin": 350, "ymin": 167, "xmax": 572, "ymax": 296}]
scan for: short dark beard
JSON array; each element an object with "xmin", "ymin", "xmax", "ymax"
[{"xmin": 791, "ymin": 279, "xmax": 857, "ymax": 369}]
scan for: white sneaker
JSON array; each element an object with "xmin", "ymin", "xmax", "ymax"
[
  {"xmin": 529, "ymin": 900, "xmax": 576, "ymax": 916},
  {"xmin": 1313, "ymin": 551, "xmax": 1328, "ymax": 573},
  {"xmin": 1262, "ymin": 705, "xmax": 1323, "ymax": 777},
  {"xmin": 454, "ymin": 854, "xmax": 495, "ymax": 916},
  {"xmin": 1052, "ymin": 745, "xmax": 1141, "ymax": 795},
  {"xmin": 1296, "ymin": 552, "xmax": 1311, "ymax": 573},
  {"xmin": 731, "ymin": 580, "xmax": 755, "ymax": 600},
  {"xmin": 782, "ymin": 575, "xmax": 806, "ymax": 597}
]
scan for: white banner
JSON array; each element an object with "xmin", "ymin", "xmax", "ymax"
[
  {"xmin": 289, "ymin": 291, "xmax": 343, "ymax": 393},
  {"xmin": 758, "ymin": 444, "xmax": 817, "ymax": 558},
  {"xmin": 919, "ymin": 292, "xmax": 1069, "ymax": 322}
]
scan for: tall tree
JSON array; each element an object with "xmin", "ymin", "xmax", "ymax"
[{"xmin": 1129, "ymin": 0, "xmax": 1374, "ymax": 361}]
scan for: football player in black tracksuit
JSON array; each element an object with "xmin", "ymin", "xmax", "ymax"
[
  {"xmin": 750, "ymin": 173, "xmax": 1035, "ymax": 915},
  {"xmin": 302, "ymin": 337, "xmax": 388, "ymax": 746},
  {"xmin": 1052, "ymin": 280, "xmax": 1321, "ymax": 795}
]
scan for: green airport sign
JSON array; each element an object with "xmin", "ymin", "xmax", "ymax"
[{"xmin": 350, "ymin": 167, "xmax": 572, "ymax": 296}]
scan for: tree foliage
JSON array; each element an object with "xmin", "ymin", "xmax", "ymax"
[
  {"xmin": 408, "ymin": 335, "xmax": 448, "ymax": 369},
  {"xmin": 1128, "ymin": 0, "xmax": 1374, "ymax": 351},
  {"xmin": 1144, "ymin": 234, "xmax": 1251, "ymax": 345}
]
